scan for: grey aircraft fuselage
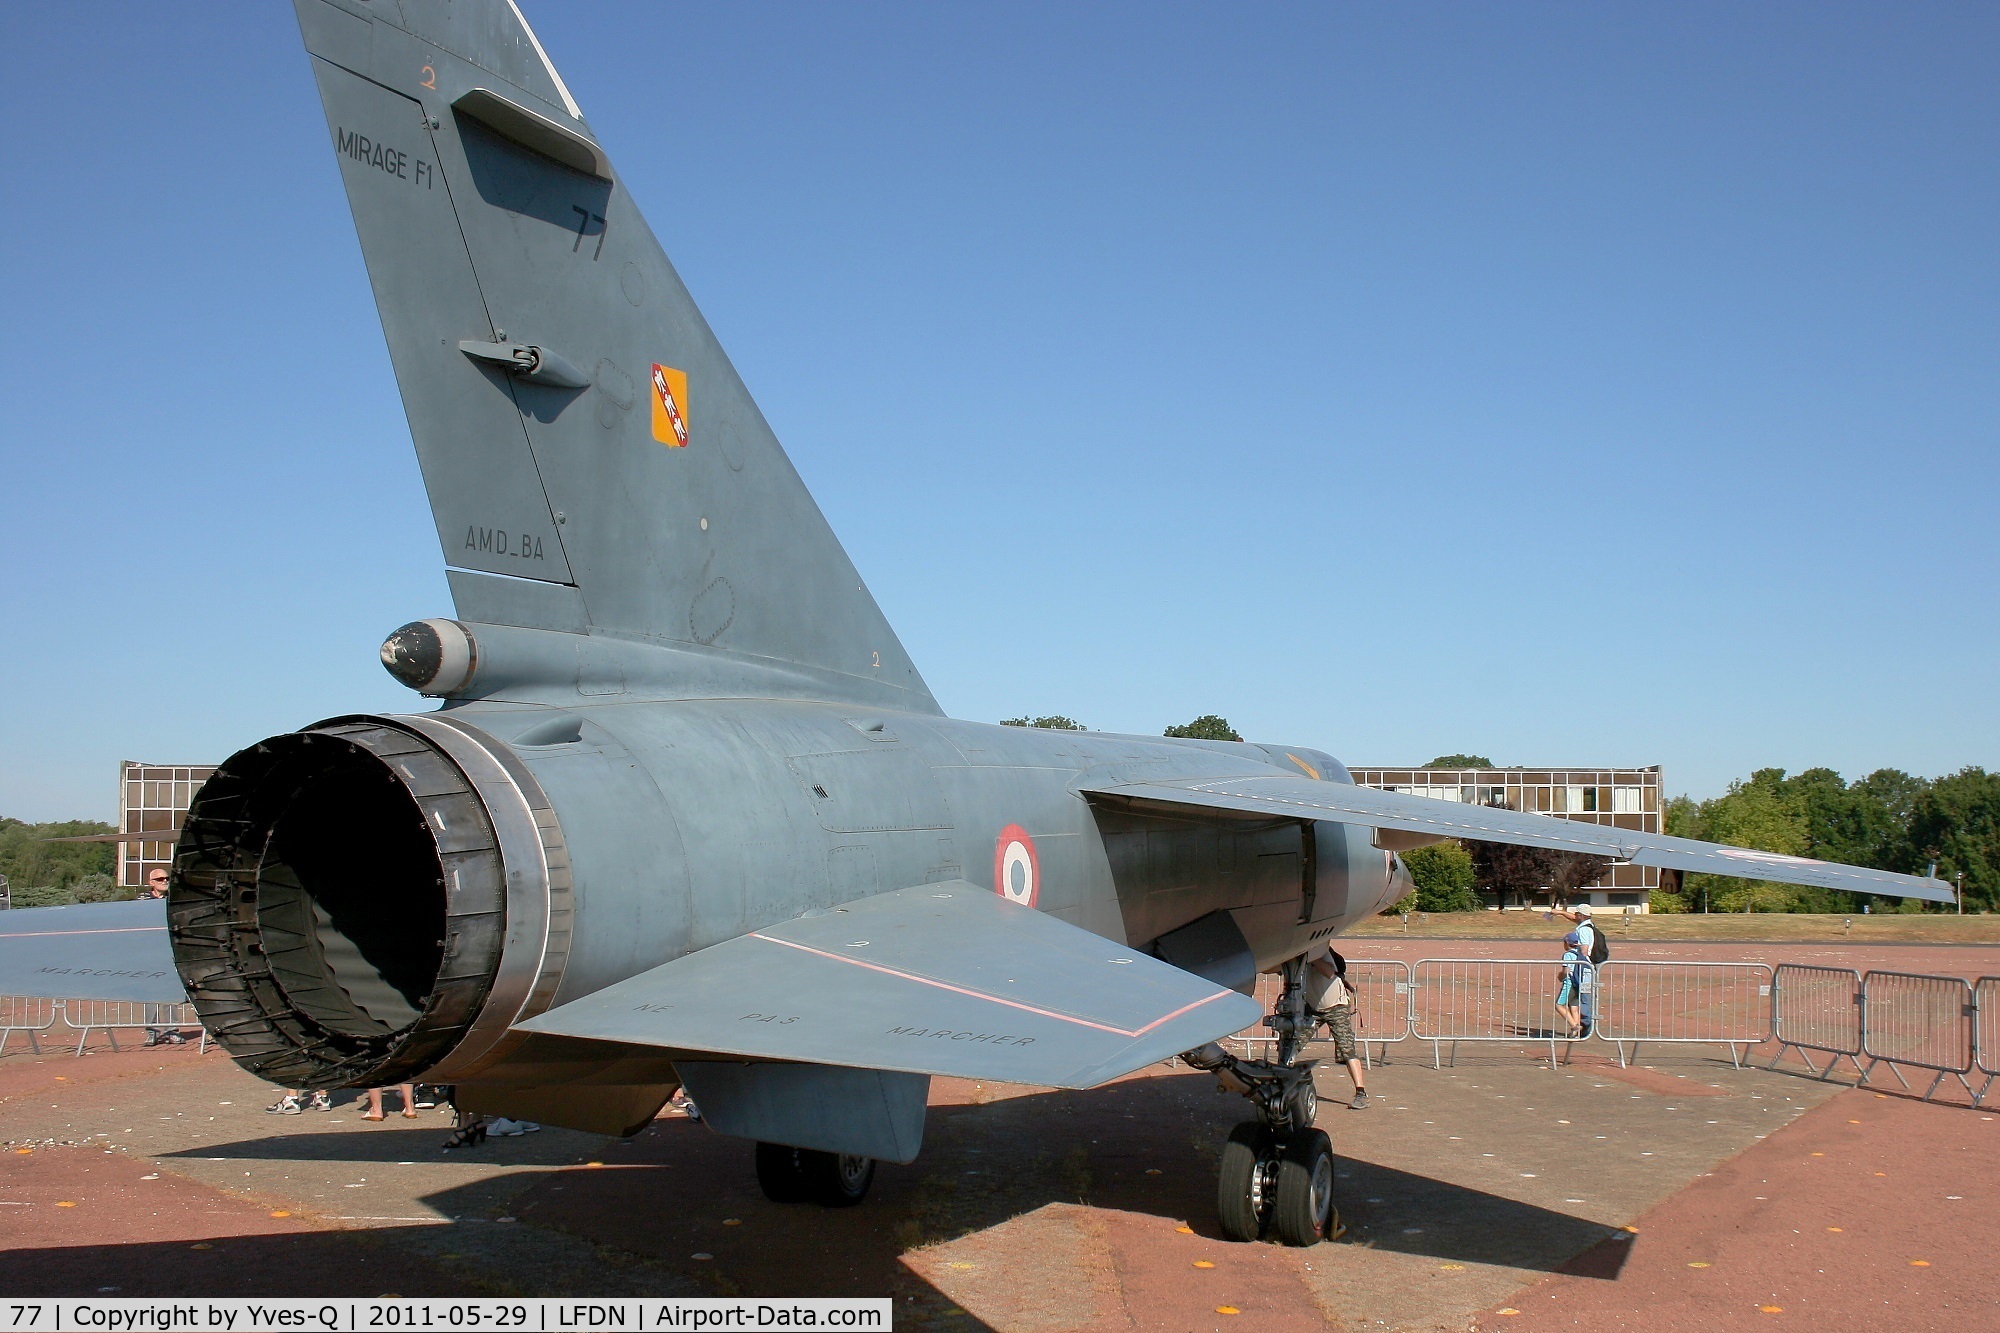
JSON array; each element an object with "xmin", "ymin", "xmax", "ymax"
[{"xmin": 425, "ymin": 693, "xmax": 1383, "ymax": 997}]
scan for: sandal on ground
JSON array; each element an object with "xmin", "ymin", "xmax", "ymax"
[
  {"xmin": 363, "ymin": 1112, "xmax": 385, "ymax": 1121},
  {"xmin": 443, "ymin": 1123, "xmax": 487, "ymax": 1150}
]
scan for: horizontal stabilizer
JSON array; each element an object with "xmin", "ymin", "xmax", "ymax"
[
  {"xmin": 1085, "ymin": 776, "xmax": 1956, "ymax": 902},
  {"xmin": 517, "ymin": 882, "xmax": 1261, "ymax": 1088},
  {"xmin": 0, "ymin": 899, "xmax": 184, "ymax": 1002}
]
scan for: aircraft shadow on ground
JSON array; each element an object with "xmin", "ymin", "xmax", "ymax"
[
  {"xmin": 408, "ymin": 1071, "xmax": 1621, "ymax": 1285},
  {"xmin": 161, "ymin": 1125, "xmax": 589, "ymax": 1165},
  {"xmin": 0, "ymin": 1228, "xmax": 494, "ymax": 1301},
  {"xmin": 34, "ymin": 1071, "xmax": 1620, "ymax": 1315}
]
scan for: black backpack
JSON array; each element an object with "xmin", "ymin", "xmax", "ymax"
[{"xmin": 1584, "ymin": 923, "xmax": 1610, "ymax": 966}]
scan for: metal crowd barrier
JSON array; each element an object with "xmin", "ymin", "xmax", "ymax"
[
  {"xmin": 0, "ymin": 996, "xmax": 60, "ymax": 1055},
  {"xmin": 6, "ymin": 956, "xmax": 1992, "ymax": 1105},
  {"xmin": 1976, "ymin": 977, "xmax": 1999, "ymax": 1108},
  {"xmin": 1346, "ymin": 959, "xmax": 1414, "ymax": 1067},
  {"xmin": 1223, "ymin": 962, "xmax": 1415, "ymax": 1065},
  {"xmin": 1410, "ymin": 958, "xmax": 1592, "ymax": 1069},
  {"xmin": 1594, "ymin": 961, "xmax": 1773, "ymax": 1068},
  {"xmin": 1768, "ymin": 964, "xmax": 1866, "ymax": 1080},
  {"xmin": 63, "ymin": 999, "xmax": 208, "ymax": 1056},
  {"xmin": 1860, "ymin": 971, "xmax": 1976, "ymax": 1103}
]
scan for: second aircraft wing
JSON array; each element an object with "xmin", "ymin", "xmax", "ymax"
[
  {"xmin": 1083, "ymin": 773, "xmax": 1954, "ymax": 902},
  {"xmin": 0, "ymin": 898, "xmax": 184, "ymax": 1002}
]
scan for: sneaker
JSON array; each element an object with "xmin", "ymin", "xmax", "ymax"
[
  {"xmin": 486, "ymin": 1117, "xmax": 541, "ymax": 1136},
  {"xmin": 1348, "ymin": 1090, "xmax": 1370, "ymax": 1111},
  {"xmin": 307, "ymin": 1090, "xmax": 333, "ymax": 1111},
  {"xmin": 266, "ymin": 1095, "xmax": 301, "ymax": 1115}
]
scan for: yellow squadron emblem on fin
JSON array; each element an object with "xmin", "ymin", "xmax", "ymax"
[{"xmin": 650, "ymin": 363, "xmax": 689, "ymax": 447}]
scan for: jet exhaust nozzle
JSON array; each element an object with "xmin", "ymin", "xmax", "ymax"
[{"xmin": 167, "ymin": 714, "xmax": 571, "ymax": 1090}]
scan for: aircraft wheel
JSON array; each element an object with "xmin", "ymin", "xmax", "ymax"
[
  {"xmin": 1270, "ymin": 1128, "xmax": 1336, "ymax": 1247},
  {"xmin": 1286, "ymin": 1076, "xmax": 1318, "ymax": 1133},
  {"xmin": 1216, "ymin": 1121, "xmax": 1277, "ymax": 1242},
  {"xmin": 802, "ymin": 1150, "xmax": 875, "ymax": 1207},
  {"xmin": 754, "ymin": 1142, "xmax": 812, "ymax": 1203}
]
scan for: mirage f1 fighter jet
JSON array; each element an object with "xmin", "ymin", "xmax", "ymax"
[{"xmin": 0, "ymin": 0, "xmax": 1953, "ymax": 1246}]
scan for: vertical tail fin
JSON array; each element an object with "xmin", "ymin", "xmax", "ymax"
[{"xmin": 294, "ymin": 0, "xmax": 937, "ymax": 712}]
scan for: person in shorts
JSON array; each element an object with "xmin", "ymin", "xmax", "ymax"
[
  {"xmin": 1305, "ymin": 946, "xmax": 1369, "ymax": 1110},
  {"xmin": 1554, "ymin": 931, "xmax": 1586, "ymax": 1037},
  {"xmin": 364, "ymin": 1084, "xmax": 420, "ymax": 1121}
]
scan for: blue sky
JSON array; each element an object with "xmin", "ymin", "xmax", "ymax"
[{"xmin": 2, "ymin": 2, "xmax": 1994, "ymax": 822}]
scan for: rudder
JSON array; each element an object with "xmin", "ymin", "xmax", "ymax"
[{"xmin": 294, "ymin": 0, "xmax": 936, "ymax": 712}]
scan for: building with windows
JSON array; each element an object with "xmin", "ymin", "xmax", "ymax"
[
  {"xmin": 1347, "ymin": 765, "xmax": 1664, "ymax": 912},
  {"xmin": 117, "ymin": 762, "xmax": 217, "ymax": 891}
]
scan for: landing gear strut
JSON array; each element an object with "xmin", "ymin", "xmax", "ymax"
[
  {"xmin": 1182, "ymin": 957, "xmax": 1340, "ymax": 1246},
  {"xmin": 755, "ymin": 1142, "xmax": 875, "ymax": 1207}
]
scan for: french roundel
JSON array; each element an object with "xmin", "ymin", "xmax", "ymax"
[{"xmin": 993, "ymin": 824, "xmax": 1040, "ymax": 908}]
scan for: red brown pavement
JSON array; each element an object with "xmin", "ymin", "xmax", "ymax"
[
  {"xmin": 509, "ymin": 1075, "xmax": 1348, "ymax": 1330},
  {"xmin": 0, "ymin": 1144, "xmax": 481, "ymax": 1296},
  {"xmin": 3, "ymin": 992, "xmax": 1996, "ymax": 1328},
  {"xmin": 1474, "ymin": 1088, "xmax": 2000, "ymax": 1331},
  {"xmin": 0, "ymin": 1046, "xmax": 483, "ymax": 1297}
]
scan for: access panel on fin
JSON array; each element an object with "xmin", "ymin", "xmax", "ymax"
[{"xmin": 305, "ymin": 58, "xmax": 573, "ymax": 584}]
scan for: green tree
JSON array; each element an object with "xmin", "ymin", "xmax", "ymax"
[
  {"xmin": 1403, "ymin": 840, "xmax": 1481, "ymax": 912},
  {"xmin": 1854, "ymin": 768, "xmax": 1930, "ymax": 830},
  {"xmin": 1648, "ymin": 883, "xmax": 1691, "ymax": 913},
  {"xmin": 11, "ymin": 883, "xmax": 81, "ymax": 908},
  {"xmin": 1163, "ymin": 715, "xmax": 1241, "ymax": 741},
  {"xmin": 70, "ymin": 873, "xmax": 121, "ymax": 904},
  {"xmin": 1425, "ymin": 755, "xmax": 1493, "ymax": 769},
  {"xmin": 1788, "ymin": 767, "xmax": 1916, "ymax": 877},
  {"xmin": 1670, "ymin": 767, "xmax": 1928, "ymax": 913},
  {"xmin": 0, "ymin": 818, "xmax": 118, "ymax": 900},
  {"xmin": 1677, "ymin": 769, "xmax": 1810, "ymax": 911},
  {"xmin": 1000, "ymin": 716, "xmax": 1086, "ymax": 731},
  {"xmin": 1906, "ymin": 767, "xmax": 2000, "ymax": 912}
]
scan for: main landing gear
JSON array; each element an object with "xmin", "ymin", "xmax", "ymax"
[
  {"xmin": 1181, "ymin": 957, "xmax": 1340, "ymax": 1246},
  {"xmin": 754, "ymin": 1142, "xmax": 876, "ymax": 1207}
]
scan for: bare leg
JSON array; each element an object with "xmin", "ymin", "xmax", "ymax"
[
  {"xmin": 398, "ymin": 1084, "xmax": 419, "ymax": 1117},
  {"xmin": 1345, "ymin": 1056, "xmax": 1367, "ymax": 1094},
  {"xmin": 365, "ymin": 1088, "xmax": 386, "ymax": 1120}
]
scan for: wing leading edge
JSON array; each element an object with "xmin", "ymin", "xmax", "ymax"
[
  {"xmin": 1083, "ymin": 774, "xmax": 1955, "ymax": 903},
  {"xmin": 516, "ymin": 882, "xmax": 1262, "ymax": 1088}
]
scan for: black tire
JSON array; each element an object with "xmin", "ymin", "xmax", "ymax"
[
  {"xmin": 1216, "ymin": 1121, "xmax": 1274, "ymax": 1242},
  {"xmin": 1271, "ymin": 1128, "xmax": 1336, "ymax": 1247},
  {"xmin": 800, "ymin": 1150, "xmax": 875, "ymax": 1207},
  {"xmin": 755, "ymin": 1141, "xmax": 811, "ymax": 1203}
]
